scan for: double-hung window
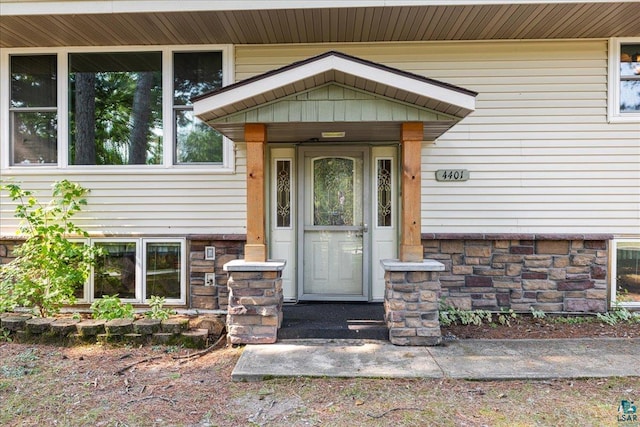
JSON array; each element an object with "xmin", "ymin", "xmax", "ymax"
[
  {"xmin": 9, "ymin": 55, "xmax": 58, "ymax": 165},
  {"xmin": 5, "ymin": 47, "xmax": 231, "ymax": 168},
  {"xmin": 609, "ymin": 38, "xmax": 640, "ymax": 122}
]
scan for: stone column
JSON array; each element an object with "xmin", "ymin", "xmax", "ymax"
[
  {"xmin": 224, "ymin": 259, "xmax": 285, "ymax": 344},
  {"xmin": 381, "ymin": 259, "xmax": 444, "ymax": 346}
]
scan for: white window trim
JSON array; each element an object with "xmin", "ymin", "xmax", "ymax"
[
  {"xmin": 91, "ymin": 238, "xmax": 142, "ymax": 304},
  {"xmin": 87, "ymin": 237, "xmax": 186, "ymax": 305},
  {"xmin": 611, "ymin": 238, "xmax": 640, "ymax": 308},
  {"xmin": 1, "ymin": 44, "xmax": 235, "ymax": 173},
  {"xmin": 608, "ymin": 37, "xmax": 640, "ymax": 123},
  {"xmin": 141, "ymin": 238, "xmax": 187, "ymax": 305}
]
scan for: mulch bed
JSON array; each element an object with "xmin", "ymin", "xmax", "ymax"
[{"xmin": 442, "ymin": 315, "xmax": 640, "ymax": 340}]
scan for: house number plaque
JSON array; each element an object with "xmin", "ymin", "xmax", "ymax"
[{"xmin": 435, "ymin": 169, "xmax": 469, "ymax": 182}]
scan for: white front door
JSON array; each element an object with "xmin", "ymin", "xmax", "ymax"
[{"xmin": 298, "ymin": 147, "xmax": 370, "ymax": 300}]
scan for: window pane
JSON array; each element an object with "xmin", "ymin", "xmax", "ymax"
[
  {"xmin": 313, "ymin": 157, "xmax": 355, "ymax": 226},
  {"xmin": 173, "ymin": 51, "xmax": 223, "ymax": 164},
  {"xmin": 11, "ymin": 111, "xmax": 57, "ymax": 164},
  {"xmin": 10, "ymin": 55, "xmax": 57, "ymax": 166},
  {"xmin": 620, "ymin": 80, "xmax": 640, "ymax": 113},
  {"xmin": 617, "ymin": 242, "xmax": 640, "ymax": 303},
  {"xmin": 276, "ymin": 160, "xmax": 291, "ymax": 227},
  {"xmin": 94, "ymin": 242, "xmax": 137, "ymax": 299},
  {"xmin": 620, "ymin": 44, "xmax": 640, "ymax": 113},
  {"xmin": 10, "ymin": 55, "xmax": 57, "ymax": 108},
  {"xmin": 377, "ymin": 159, "xmax": 392, "ymax": 227},
  {"xmin": 69, "ymin": 52, "xmax": 163, "ymax": 165},
  {"xmin": 146, "ymin": 242, "xmax": 181, "ymax": 299},
  {"xmin": 173, "ymin": 52, "xmax": 222, "ymax": 104},
  {"xmin": 175, "ymin": 110, "xmax": 223, "ymax": 163}
]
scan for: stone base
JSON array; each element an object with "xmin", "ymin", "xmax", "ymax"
[
  {"xmin": 224, "ymin": 260, "xmax": 286, "ymax": 344},
  {"xmin": 381, "ymin": 259, "xmax": 444, "ymax": 346}
]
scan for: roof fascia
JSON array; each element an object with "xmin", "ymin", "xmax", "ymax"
[{"xmin": 193, "ymin": 54, "xmax": 476, "ymax": 119}]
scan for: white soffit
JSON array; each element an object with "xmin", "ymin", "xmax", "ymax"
[{"xmin": 3, "ymin": 0, "xmax": 638, "ymax": 16}]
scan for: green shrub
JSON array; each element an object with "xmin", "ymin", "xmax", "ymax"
[
  {"xmin": 438, "ymin": 300, "xmax": 492, "ymax": 326},
  {"xmin": 145, "ymin": 295, "xmax": 175, "ymax": 320},
  {"xmin": 90, "ymin": 294, "xmax": 135, "ymax": 320},
  {"xmin": 0, "ymin": 180, "xmax": 101, "ymax": 317}
]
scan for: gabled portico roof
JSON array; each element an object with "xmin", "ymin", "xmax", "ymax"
[{"xmin": 193, "ymin": 51, "xmax": 477, "ymax": 142}]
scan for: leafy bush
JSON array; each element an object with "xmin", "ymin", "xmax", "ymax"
[
  {"xmin": 497, "ymin": 308, "xmax": 517, "ymax": 327},
  {"xmin": 145, "ymin": 295, "xmax": 175, "ymax": 320},
  {"xmin": 530, "ymin": 307, "xmax": 546, "ymax": 319},
  {"xmin": 596, "ymin": 306, "xmax": 640, "ymax": 326},
  {"xmin": 438, "ymin": 300, "xmax": 492, "ymax": 326},
  {"xmin": 0, "ymin": 180, "xmax": 101, "ymax": 317},
  {"xmin": 90, "ymin": 294, "xmax": 135, "ymax": 320}
]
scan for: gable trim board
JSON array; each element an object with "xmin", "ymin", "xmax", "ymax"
[{"xmin": 193, "ymin": 51, "xmax": 477, "ymax": 143}]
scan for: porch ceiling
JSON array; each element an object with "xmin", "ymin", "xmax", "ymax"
[
  {"xmin": 2, "ymin": 1, "xmax": 640, "ymax": 48},
  {"xmin": 192, "ymin": 51, "xmax": 477, "ymax": 143}
]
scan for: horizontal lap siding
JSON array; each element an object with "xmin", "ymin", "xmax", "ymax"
[
  {"xmin": 236, "ymin": 40, "xmax": 640, "ymax": 235},
  {"xmin": 0, "ymin": 150, "xmax": 247, "ymax": 235}
]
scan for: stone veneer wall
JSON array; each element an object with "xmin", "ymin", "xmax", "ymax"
[
  {"xmin": 0, "ymin": 239, "xmax": 18, "ymax": 267},
  {"xmin": 422, "ymin": 234, "xmax": 612, "ymax": 313},
  {"xmin": 187, "ymin": 235, "xmax": 245, "ymax": 311}
]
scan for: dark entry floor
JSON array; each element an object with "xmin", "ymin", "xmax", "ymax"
[{"xmin": 279, "ymin": 302, "xmax": 387, "ymax": 340}]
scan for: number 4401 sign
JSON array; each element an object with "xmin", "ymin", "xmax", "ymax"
[{"xmin": 435, "ymin": 169, "xmax": 470, "ymax": 182}]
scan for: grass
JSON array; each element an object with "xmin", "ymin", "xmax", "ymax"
[{"xmin": 0, "ymin": 342, "xmax": 638, "ymax": 426}]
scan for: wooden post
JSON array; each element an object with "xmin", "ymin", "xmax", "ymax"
[
  {"xmin": 244, "ymin": 123, "xmax": 267, "ymax": 262},
  {"xmin": 399, "ymin": 122, "xmax": 424, "ymax": 262}
]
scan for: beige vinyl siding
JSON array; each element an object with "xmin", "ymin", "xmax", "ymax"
[
  {"xmin": 0, "ymin": 149, "xmax": 247, "ymax": 236},
  {"xmin": 236, "ymin": 40, "xmax": 640, "ymax": 235}
]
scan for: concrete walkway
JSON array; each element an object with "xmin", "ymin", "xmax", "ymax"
[{"xmin": 232, "ymin": 338, "xmax": 640, "ymax": 381}]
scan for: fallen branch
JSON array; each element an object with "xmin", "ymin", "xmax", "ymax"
[
  {"xmin": 367, "ymin": 407, "xmax": 423, "ymax": 419},
  {"xmin": 172, "ymin": 332, "xmax": 227, "ymax": 361},
  {"xmin": 114, "ymin": 356, "xmax": 162, "ymax": 375},
  {"xmin": 125, "ymin": 395, "xmax": 176, "ymax": 406}
]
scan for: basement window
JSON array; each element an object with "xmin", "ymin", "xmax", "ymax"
[
  {"xmin": 76, "ymin": 238, "xmax": 186, "ymax": 305},
  {"xmin": 611, "ymin": 239, "xmax": 640, "ymax": 308}
]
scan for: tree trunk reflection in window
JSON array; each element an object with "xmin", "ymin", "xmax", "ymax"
[{"xmin": 69, "ymin": 52, "xmax": 162, "ymax": 165}]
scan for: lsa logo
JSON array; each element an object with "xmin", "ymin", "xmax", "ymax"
[{"xmin": 618, "ymin": 400, "xmax": 638, "ymax": 424}]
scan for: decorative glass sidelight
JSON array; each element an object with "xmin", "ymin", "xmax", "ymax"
[
  {"xmin": 312, "ymin": 157, "xmax": 355, "ymax": 226},
  {"xmin": 275, "ymin": 160, "xmax": 291, "ymax": 228},
  {"xmin": 377, "ymin": 158, "xmax": 392, "ymax": 227}
]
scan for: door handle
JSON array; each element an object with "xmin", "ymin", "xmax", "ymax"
[{"xmin": 355, "ymin": 223, "xmax": 368, "ymax": 238}]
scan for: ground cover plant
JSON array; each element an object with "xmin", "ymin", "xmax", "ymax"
[{"xmin": 0, "ymin": 340, "xmax": 637, "ymax": 427}]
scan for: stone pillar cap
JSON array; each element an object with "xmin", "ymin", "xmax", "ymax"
[
  {"xmin": 224, "ymin": 259, "xmax": 286, "ymax": 272},
  {"xmin": 380, "ymin": 259, "xmax": 445, "ymax": 272}
]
